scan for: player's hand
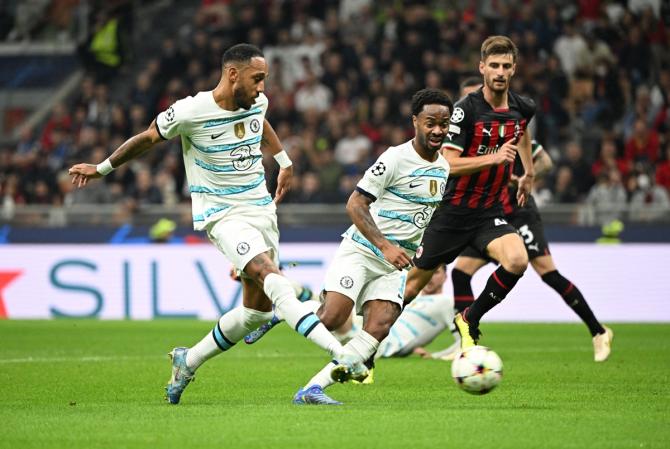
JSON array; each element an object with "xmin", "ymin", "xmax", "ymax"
[
  {"xmin": 413, "ymin": 347, "xmax": 432, "ymax": 359},
  {"xmin": 380, "ymin": 242, "xmax": 413, "ymax": 271},
  {"xmin": 508, "ymin": 174, "xmax": 520, "ymax": 186},
  {"xmin": 274, "ymin": 165, "xmax": 293, "ymax": 204},
  {"xmin": 68, "ymin": 163, "xmax": 102, "ymax": 188},
  {"xmin": 516, "ymin": 173, "xmax": 533, "ymax": 207},
  {"xmin": 492, "ymin": 141, "xmax": 517, "ymax": 166}
]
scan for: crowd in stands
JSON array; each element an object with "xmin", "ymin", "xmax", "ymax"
[{"xmin": 2, "ymin": 0, "xmax": 670, "ymax": 225}]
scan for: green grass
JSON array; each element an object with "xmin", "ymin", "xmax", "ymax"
[{"xmin": 1, "ymin": 321, "xmax": 669, "ymax": 449}]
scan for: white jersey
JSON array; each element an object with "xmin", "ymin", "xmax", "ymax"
[
  {"xmin": 342, "ymin": 140, "xmax": 450, "ymax": 264},
  {"xmin": 156, "ymin": 92, "xmax": 273, "ymax": 230},
  {"xmin": 379, "ymin": 293, "xmax": 454, "ymax": 357}
]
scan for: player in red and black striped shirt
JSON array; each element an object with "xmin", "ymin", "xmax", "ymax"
[
  {"xmin": 453, "ymin": 129, "xmax": 614, "ymax": 361},
  {"xmin": 404, "ymin": 36, "xmax": 535, "ymax": 349}
]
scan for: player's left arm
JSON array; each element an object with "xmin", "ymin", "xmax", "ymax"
[
  {"xmin": 261, "ymin": 119, "xmax": 293, "ymax": 203},
  {"xmin": 515, "ymin": 130, "xmax": 535, "ymax": 207}
]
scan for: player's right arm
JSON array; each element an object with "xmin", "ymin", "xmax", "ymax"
[
  {"xmin": 69, "ymin": 120, "xmax": 163, "ymax": 188},
  {"xmin": 442, "ymin": 99, "xmax": 515, "ymax": 176},
  {"xmin": 348, "ymin": 152, "xmax": 412, "ymax": 271},
  {"xmin": 442, "ymin": 143, "xmax": 516, "ymax": 176},
  {"xmin": 346, "ymin": 191, "xmax": 412, "ymax": 271}
]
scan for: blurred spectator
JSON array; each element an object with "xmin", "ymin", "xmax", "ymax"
[
  {"xmin": 655, "ymin": 144, "xmax": 670, "ymax": 192},
  {"xmin": 625, "ymin": 118, "xmax": 660, "ymax": 163},
  {"xmin": 3, "ymin": 0, "xmax": 667, "ymax": 225},
  {"xmin": 557, "ymin": 141, "xmax": 594, "ymax": 197},
  {"xmin": 334, "ymin": 122, "xmax": 372, "ymax": 173},
  {"xmin": 628, "ymin": 172, "xmax": 670, "ymax": 221},
  {"xmin": 583, "ymin": 169, "xmax": 628, "ymax": 225},
  {"xmin": 592, "ymin": 138, "xmax": 629, "ymax": 179}
]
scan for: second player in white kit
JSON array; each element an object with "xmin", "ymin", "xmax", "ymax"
[{"xmin": 293, "ymin": 88, "xmax": 454, "ymax": 405}]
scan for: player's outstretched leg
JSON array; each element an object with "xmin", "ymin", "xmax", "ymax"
[
  {"xmin": 263, "ymin": 273, "xmax": 344, "ymax": 359},
  {"xmin": 165, "ymin": 306, "xmax": 273, "ymax": 404},
  {"xmin": 540, "ymin": 270, "xmax": 613, "ymax": 361}
]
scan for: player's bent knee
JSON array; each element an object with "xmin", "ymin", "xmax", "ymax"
[{"xmin": 505, "ymin": 251, "xmax": 529, "ymax": 274}]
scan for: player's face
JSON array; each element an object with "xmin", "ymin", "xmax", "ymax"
[
  {"xmin": 413, "ymin": 104, "xmax": 450, "ymax": 153},
  {"xmin": 479, "ymin": 53, "xmax": 515, "ymax": 94},
  {"xmin": 233, "ymin": 56, "xmax": 268, "ymax": 110}
]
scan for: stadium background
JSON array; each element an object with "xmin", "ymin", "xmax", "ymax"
[{"xmin": 1, "ymin": 3, "xmax": 669, "ymax": 449}]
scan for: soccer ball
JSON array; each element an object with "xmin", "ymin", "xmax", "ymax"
[{"xmin": 451, "ymin": 345, "xmax": 503, "ymax": 395}]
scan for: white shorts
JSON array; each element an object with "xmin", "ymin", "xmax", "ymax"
[
  {"xmin": 324, "ymin": 239, "xmax": 407, "ymax": 314},
  {"xmin": 206, "ymin": 211, "xmax": 280, "ymax": 271}
]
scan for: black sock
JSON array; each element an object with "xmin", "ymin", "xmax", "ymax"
[
  {"xmin": 466, "ymin": 266, "xmax": 523, "ymax": 325},
  {"xmin": 541, "ymin": 270, "xmax": 605, "ymax": 336},
  {"xmin": 452, "ymin": 268, "xmax": 475, "ymax": 313}
]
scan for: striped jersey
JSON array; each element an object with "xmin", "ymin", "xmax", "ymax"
[
  {"xmin": 342, "ymin": 139, "xmax": 450, "ymax": 263},
  {"xmin": 379, "ymin": 293, "xmax": 454, "ymax": 357},
  {"xmin": 156, "ymin": 91, "xmax": 273, "ymax": 230},
  {"xmin": 442, "ymin": 88, "xmax": 535, "ymax": 219}
]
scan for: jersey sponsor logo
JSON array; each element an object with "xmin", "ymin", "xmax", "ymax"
[
  {"xmin": 234, "ymin": 122, "xmax": 245, "ymax": 139},
  {"xmin": 477, "ymin": 144, "xmax": 501, "ymax": 155},
  {"xmin": 450, "ymin": 107, "xmax": 465, "ymax": 123},
  {"xmin": 429, "ymin": 179, "xmax": 437, "ymax": 196},
  {"xmin": 494, "ymin": 218, "xmax": 508, "ymax": 226},
  {"xmin": 409, "ymin": 181, "xmax": 421, "ymax": 188},
  {"xmin": 165, "ymin": 106, "xmax": 175, "ymax": 123},
  {"xmin": 371, "ymin": 161, "xmax": 386, "ymax": 176},
  {"xmin": 340, "ymin": 276, "xmax": 354, "ymax": 289},
  {"xmin": 250, "ymin": 118, "xmax": 260, "ymax": 133},
  {"xmin": 448, "ymin": 124, "xmax": 461, "ymax": 134},
  {"xmin": 236, "ymin": 242, "xmax": 250, "ymax": 255},
  {"xmin": 210, "ymin": 131, "xmax": 225, "ymax": 139}
]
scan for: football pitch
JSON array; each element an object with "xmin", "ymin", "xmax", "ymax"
[{"xmin": 2, "ymin": 321, "xmax": 668, "ymax": 449}]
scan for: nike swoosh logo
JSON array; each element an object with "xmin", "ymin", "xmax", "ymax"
[
  {"xmin": 211, "ymin": 132, "xmax": 225, "ymax": 139},
  {"xmin": 409, "ymin": 182, "xmax": 421, "ymax": 188}
]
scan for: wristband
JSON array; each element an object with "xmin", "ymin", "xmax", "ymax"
[
  {"xmin": 273, "ymin": 150, "xmax": 293, "ymax": 169},
  {"xmin": 96, "ymin": 158, "xmax": 115, "ymax": 176}
]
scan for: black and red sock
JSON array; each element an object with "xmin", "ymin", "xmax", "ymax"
[
  {"xmin": 452, "ymin": 268, "xmax": 475, "ymax": 313},
  {"xmin": 466, "ymin": 266, "xmax": 523, "ymax": 325},
  {"xmin": 541, "ymin": 270, "xmax": 605, "ymax": 336}
]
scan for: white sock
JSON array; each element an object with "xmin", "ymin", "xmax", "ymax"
[
  {"xmin": 186, "ymin": 306, "xmax": 273, "ymax": 371},
  {"xmin": 264, "ymin": 273, "xmax": 343, "ymax": 359},
  {"xmin": 343, "ymin": 330, "xmax": 379, "ymax": 364},
  {"xmin": 304, "ymin": 331, "xmax": 380, "ymax": 391},
  {"xmin": 304, "ymin": 362, "xmax": 337, "ymax": 390}
]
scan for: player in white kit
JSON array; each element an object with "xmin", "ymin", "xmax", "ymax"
[
  {"xmin": 292, "ymin": 88, "xmax": 453, "ymax": 405},
  {"xmin": 377, "ymin": 264, "xmax": 460, "ymax": 360},
  {"xmin": 68, "ymin": 44, "xmax": 350, "ymax": 405}
]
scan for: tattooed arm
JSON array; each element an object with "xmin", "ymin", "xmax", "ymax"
[
  {"xmin": 69, "ymin": 119, "xmax": 164, "ymax": 188},
  {"xmin": 346, "ymin": 190, "xmax": 412, "ymax": 270}
]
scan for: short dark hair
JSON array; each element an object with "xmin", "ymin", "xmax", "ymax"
[
  {"xmin": 480, "ymin": 35, "xmax": 518, "ymax": 62},
  {"xmin": 411, "ymin": 88, "xmax": 453, "ymax": 117},
  {"xmin": 460, "ymin": 76, "xmax": 482, "ymax": 91},
  {"xmin": 222, "ymin": 43, "xmax": 264, "ymax": 66}
]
